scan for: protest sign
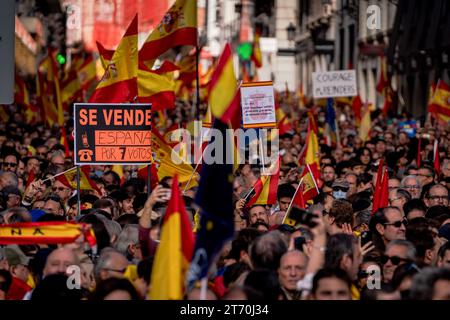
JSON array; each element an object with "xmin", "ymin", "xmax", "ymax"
[
  {"xmin": 240, "ymin": 81, "xmax": 277, "ymax": 129},
  {"xmin": 74, "ymin": 103, "xmax": 152, "ymax": 164},
  {"xmin": 312, "ymin": 70, "xmax": 357, "ymax": 98}
]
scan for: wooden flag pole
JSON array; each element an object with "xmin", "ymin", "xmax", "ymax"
[{"xmin": 147, "ymin": 164, "xmax": 151, "ymax": 197}]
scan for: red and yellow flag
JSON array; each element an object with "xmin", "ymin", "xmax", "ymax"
[
  {"xmin": 359, "ymin": 102, "xmax": 372, "ymax": 142},
  {"xmin": 301, "ymin": 163, "xmax": 321, "ymax": 202},
  {"xmin": 56, "ymin": 165, "xmax": 102, "ymax": 196},
  {"xmin": 208, "ymin": 43, "xmax": 241, "ymax": 123},
  {"xmin": 428, "ymin": 80, "xmax": 450, "ymax": 124},
  {"xmin": 304, "ymin": 116, "xmax": 320, "ymax": 173},
  {"xmin": 138, "ymin": 62, "xmax": 178, "ymax": 111},
  {"xmin": 246, "ymin": 157, "xmax": 280, "ymax": 207},
  {"xmin": 60, "ymin": 126, "xmax": 70, "ymax": 158},
  {"xmin": 251, "ymin": 29, "xmax": 262, "ymax": 68},
  {"xmin": 0, "ymin": 222, "xmax": 96, "ymax": 247},
  {"xmin": 37, "ymin": 49, "xmax": 64, "ymax": 126},
  {"xmin": 78, "ymin": 54, "xmax": 97, "ymax": 90},
  {"xmin": 149, "ymin": 175, "xmax": 195, "ymax": 300},
  {"xmin": 151, "ymin": 128, "xmax": 198, "ymax": 190},
  {"xmin": 89, "ymin": 15, "xmax": 138, "ymax": 103},
  {"xmin": 139, "ymin": 0, "xmax": 197, "ymax": 64}
]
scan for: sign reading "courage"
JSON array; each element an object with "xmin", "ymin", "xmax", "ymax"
[{"xmin": 312, "ymin": 70, "xmax": 357, "ymax": 99}]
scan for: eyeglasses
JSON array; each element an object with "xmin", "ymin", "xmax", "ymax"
[
  {"xmin": 380, "ymin": 255, "xmax": 410, "ymax": 265},
  {"xmin": 2, "ymin": 162, "xmax": 17, "ymax": 167},
  {"xmin": 428, "ymin": 195, "xmax": 448, "ymax": 201},
  {"xmin": 357, "ymin": 270, "xmax": 369, "ymax": 279},
  {"xmin": 103, "ymin": 267, "xmax": 127, "ymax": 274},
  {"xmin": 52, "ymin": 187, "xmax": 70, "ymax": 192},
  {"xmin": 384, "ymin": 218, "xmax": 408, "ymax": 228},
  {"xmin": 404, "ymin": 185, "xmax": 421, "ymax": 190}
]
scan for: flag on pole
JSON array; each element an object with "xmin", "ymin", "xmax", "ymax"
[
  {"xmin": 139, "ymin": 0, "xmax": 197, "ymax": 63},
  {"xmin": 56, "ymin": 165, "xmax": 102, "ymax": 196},
  {"xmin": 251, "ymin": 29, "xmax": 262, "ymax": 68},
  {"xmin": 208, "ymin": 43, "xmax": 241, "ymax": 124},
  {"xmin": 89, "ymin": 15, "xmax": 138, "ymax": 103},
  {"xmin": 372, "ymin": 159, "xmax": 389, "ymax": 214},
  {"xmin": 187, "ymin": 119, "xmax": 235, "ymax": 291},
  {"xmin": 324, "ymin": 98, "xmax": 337, "ymax": 147},
  {"xmin": 428, "ymin": 80, "xmax": 450, "ymax": 124},
  {"xmin": 149, "ymin": 175, "xmax": 194, "ymax": 300},
  {"xmin": 359, "ymin": 103, "xmax": 371, "ymax": 142},
  {"xmin": 138, "ymin": 62, "xmax": 178, "ymax": 111},
  {"xmin": 301, "ymin": 163, "xmax": 321, "ymax": 202},
  {"xmin": 246, "ymin": 157, "xmax": 281, "ymax": 207}
]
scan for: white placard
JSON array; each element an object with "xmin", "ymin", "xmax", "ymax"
[
  {"xmin": 240, "ymin": 82, "xmax": 277, "ymax": 129},
  {"xmin": 312, "ymin": 70, "xmax": 357, "ymax": 98}
]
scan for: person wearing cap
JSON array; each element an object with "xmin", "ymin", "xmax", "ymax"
[
  {"xmin": 331, "ymin": 179, "xmax": 349, "ymax": 200},
  {"xmin": 2, "ymin": 245, "xmax": 32, "ymax": 300},
  {"xmin": 1, "ymin": 186, "xmax": 21, "ymax": 209}
]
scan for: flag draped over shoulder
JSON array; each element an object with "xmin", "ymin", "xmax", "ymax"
[
  {"xmin": 139, "ymin": 0, "xmax": 197, "ymax": 63},
  {"xmin": 89, "ymin": 15, "xmax": 138, "ymax": 103},
  {"xmin": 0, "ymin": 222, "xmax": 96, "ymax": 246},
  {"xmin": 208, "ymin": 43, "xmax": 241, "ymax": 123},
  {"xmin": 187, "ymin": 119, "xmax": 235, "ymax": 290},
  {"xmin": 246, "ymin": 157, "xmax": 280, "ymax": 207},
  {"xmin": 149, "ymin": 175, "xmax": 194, "ymax": 300}
]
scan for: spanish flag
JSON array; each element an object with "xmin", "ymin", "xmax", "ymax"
[
  {"xmin": 0, "ymin": 222, "xmax": 96, "ymax": 247},
  {"xmin": 428, "ymin": 80, "xmax": 450, "ymax": 124},
  {"xmin": 139, "ymin": 0, "xmax": 197, "ymax": 63},
  {"xmin": 15, "ymin": 74, "xmax": 40, "ymax": 125},
  {"xmin": 89, "ymin": 15, "xmax": 138, "ymax": 103},
  {"xmin": 246, "ymin": 157, "xmax": 280, "ymax": 207},
  {"xmin": 301, "ymin": 163, "xmax": 321, "ymax": 201},
  {"xmin": 151, "ymin": 128, "xmax": 198, "ymax": 190},
  {"xmin": 359, "ymin": 102, "xmax": 371, "ymax": 142},
  {"xmin": 208, "ymin": 43, "xmax": 241, "ymax": 123},
  {"xmin": 61, "ymin": 69, "xmax": 83, "ymax": 112},
  {"xmin": 149, "ymin": 175, "xmax": 194, "ymax": 300},
  {"xmin": 304, "ymin": 115, "xmax": 320, "ymax": 173},
  {"xmin": 60, "ymin": 126, "xmax": 70, "ymax": 158},
  {"xmin": 251, "ymin": 29, "xmax": 262, "ymax": 68},
  {"xmin": 37, "ymin": 49, "xmax": 64, "ymax": 126},
  {"xmin": 77, "ymin": 53, "xmax": 97, "ymax": 90},
  {"xmin": 275, "ymin": 103, "xmax": 294, "ymax": 135},
  {"xmin": 56, "ymin": 165, "xmax": 102, "ymax": 196},
  {"xmin": 138, "ymin": 62, "xmax": 178, "ymax": 111}
]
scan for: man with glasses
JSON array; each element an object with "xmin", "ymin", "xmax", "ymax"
[
  {"xmin": 51, "ymin": 180, "xmax": 73, "ymax": 204},
  {"xmin": 382, "ymin": 239, "xmax": 417, "ymax": 284},
  {"xmin": 401, "ymin": 175, "xmax": 422, "ymax": 199},
  {"xmin": 389, "ymin": 188, "xmax": 411, "ymax": 213},
  {"xmin": 425, "ymin": 184, "xmax": 449, "ymax": 208},
  {"xmin": 370, "ymin": 206, "xmax": 408, "ymax": 254},
  {"xmin": 43, "ymin": 194, "xmax": 65, "ymax": 216},
  {"xmin": 1, "ymin": 154, "xmax": 19, "ymax": 173},
  {"xmin": 94, "ymin": 248, "xmax": 129, "ymax": 282}
]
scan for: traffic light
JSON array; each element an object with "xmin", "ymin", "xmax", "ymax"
[
  {"xmin": 56, "ymin": 52, "xmax": 66, "ymax": 65},
  {"xmin": 237, "ymin": 42, "xmax": 252, "ymax": 61}
]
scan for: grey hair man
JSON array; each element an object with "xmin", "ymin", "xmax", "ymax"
[
  {"xmin": 115, "ymin": 224, "xmax": 142, "ymax": 262},
  {"xmin": 401, "ymin": 175, "xmax": 422, "ymax": 199},
  {"xmin": 382, "ymin": 239, "xmax": 417, "ymax": 284},
  {"xmin": 94, "ymin": 248, "xmax": 129, "ymax": 282}
]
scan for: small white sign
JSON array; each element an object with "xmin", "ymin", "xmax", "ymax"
[
  {"xmin": 241, "ymin": 82, "xmax": 277, "ymax": 129},
  {"xmin": 312, "ymin": 70, "xmax": 357, "ymax": 98}
]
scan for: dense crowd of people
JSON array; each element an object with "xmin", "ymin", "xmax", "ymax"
[{"xmin": 0, "ymin": 94, "xmax": 450, "ymax": 301}]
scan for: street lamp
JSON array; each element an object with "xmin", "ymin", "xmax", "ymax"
[{"xmin": 286, "ymin": 22, "xmax": 296, "ymax": 42}]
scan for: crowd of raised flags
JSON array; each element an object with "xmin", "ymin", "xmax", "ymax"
[{"xmin": 1, "ymin": 0, "xmax": 450, "ymax": 302}]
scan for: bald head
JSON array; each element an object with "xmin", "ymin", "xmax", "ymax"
[{"xmin": 43, "ymin": 248, "xmax": 79, "ymax": 277}]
